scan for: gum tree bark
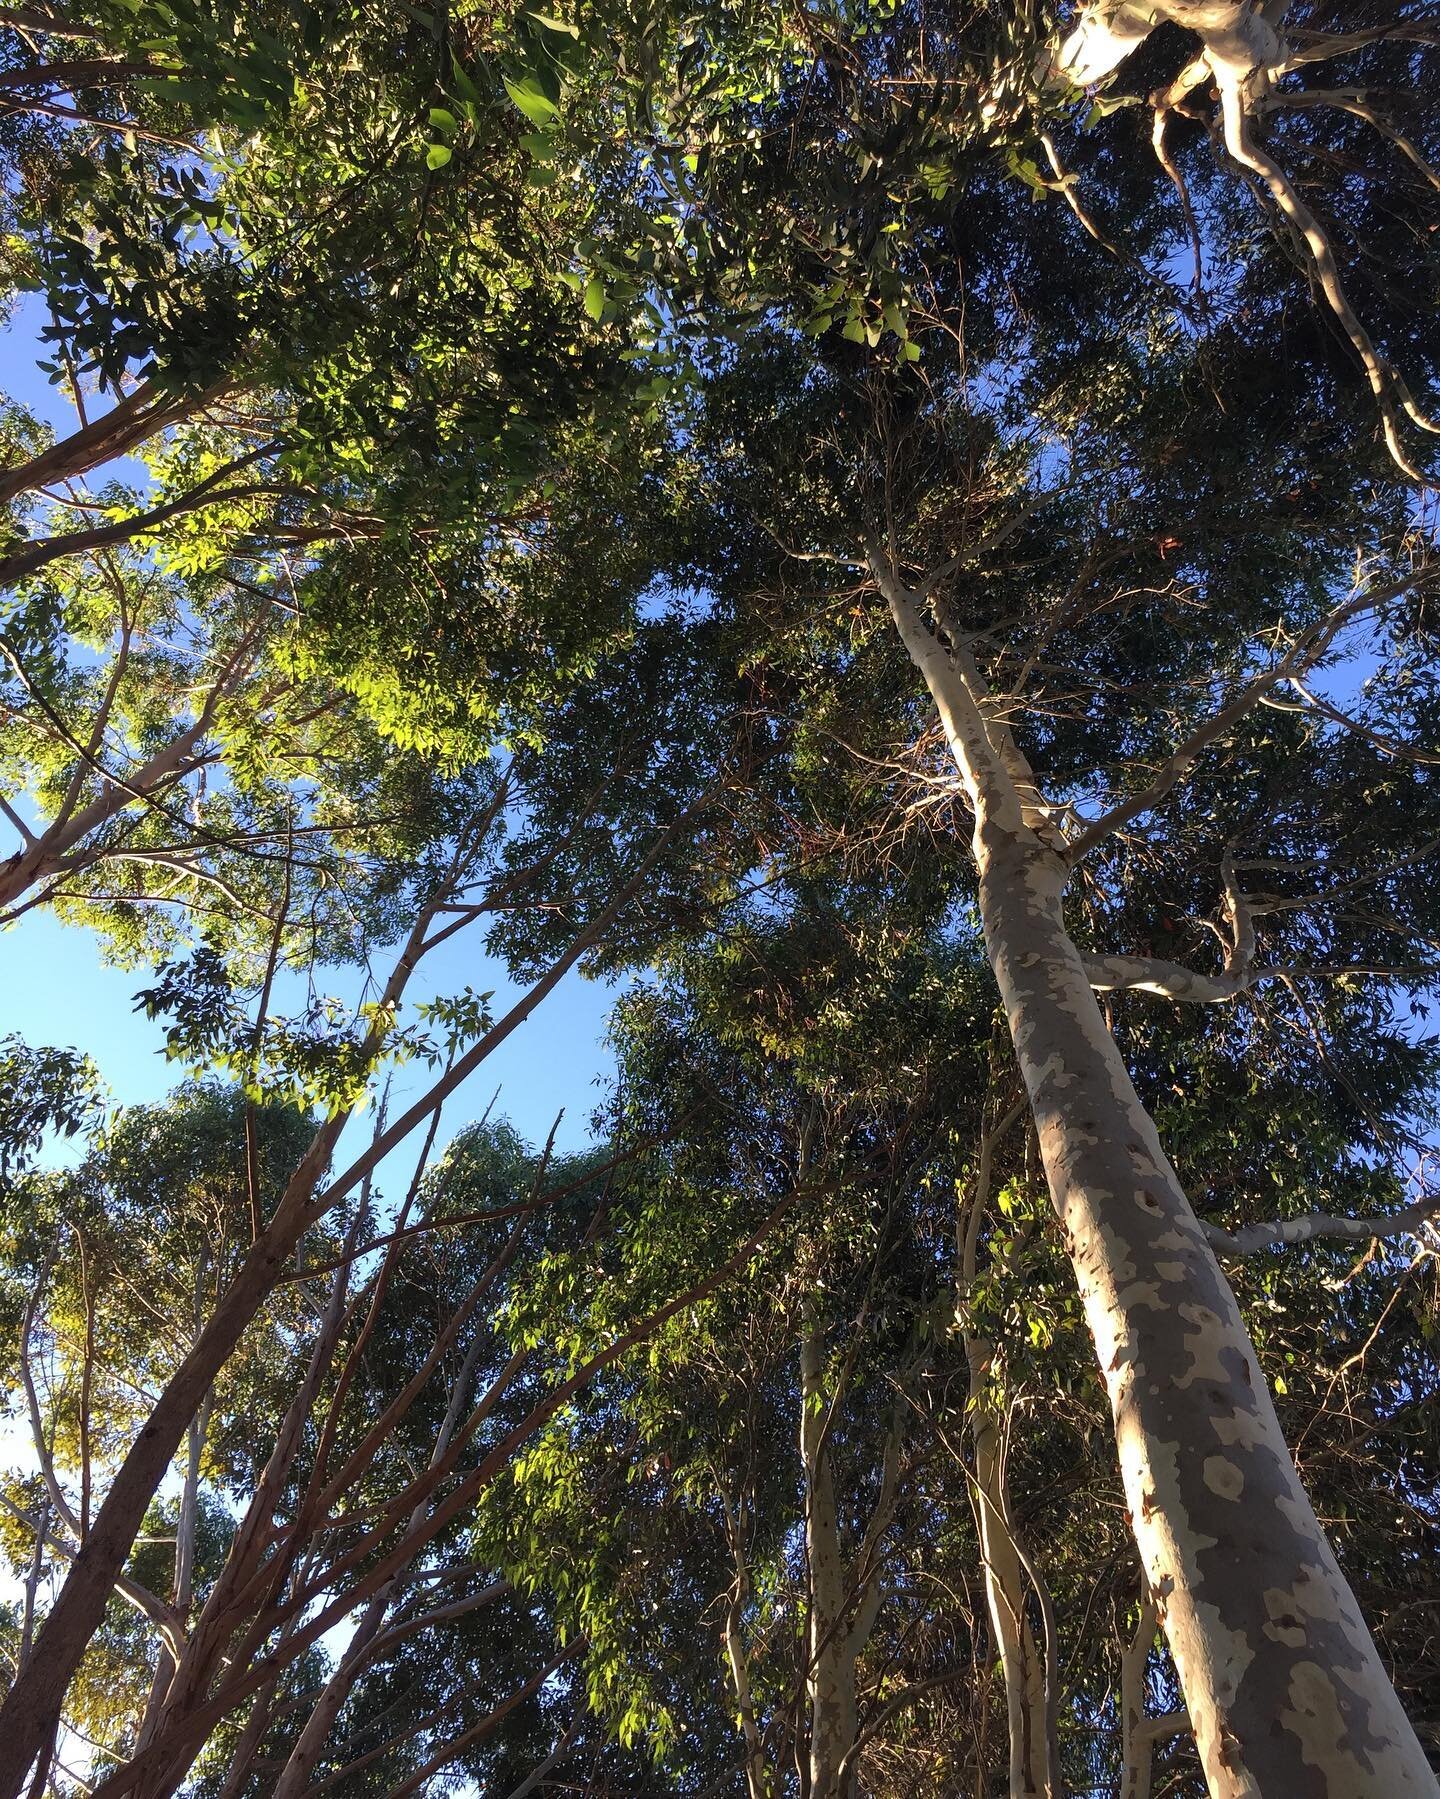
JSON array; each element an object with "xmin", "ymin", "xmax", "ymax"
[{"xmin": 869, "ymin": 547, "xmax": 1438, "ymax": 1798}]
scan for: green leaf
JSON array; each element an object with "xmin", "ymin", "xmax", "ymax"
[
  {"xmin": 449, "ymin": 59, "xmax": 482, "ymax": 104},
  {"xmin": 429, "ymin": 106, "xmax": 458, "ymax": 133},
  {"xmin": 582, "ymin": 276, "xmax": 606, "ymax": 321},
  {"xmin": 504, "ymin": 74, "xmax": 560, "ymax": 126},
  {"xmin": 528, "ymin": 9, "xmax": 579, "ymax": 36},
  {"xmin": 425, "ymin": 143, "xmax": 452, "ymax": 170}
]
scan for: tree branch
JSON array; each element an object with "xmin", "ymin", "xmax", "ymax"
[
  {"xmin": 1202, "ymin": 1192, "xmax": 1440, "ymax": 1257},
  {"xmin": 1066, "ymin": 569, "xmax": 1437, "ymax": 860}
]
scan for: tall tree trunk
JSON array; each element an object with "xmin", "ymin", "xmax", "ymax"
[
  {"xmin": 1119, "ymin": 1590, "xmax": 1188, "ymax": 1799},
  {"xmin": 959, "ymin": 1099, "xmax": 1062, "ymax": 1799},
  {"xmin": 968, "ymin": 1362, "xmax": 1059, "ymax": 1799},
  {"xmin": 872, "ymin": 552, "xmax": 1438, "ymax": 1798},
  {"xmin": 801, "ymin": 1318, "xmax": 860, "ymax": 1799}
]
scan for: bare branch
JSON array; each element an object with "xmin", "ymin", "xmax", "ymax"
[
  {"xmin": 1266, "ymin": 90, "xmax": 1440, "ymax": 194},
  {"xmin": 1202, "ymin": 1192, "xmax": 1440, "ymax": 1257},
  {"xmin": 1216, "ymin": 83, "xmax": 1437, "ymax": 479}
]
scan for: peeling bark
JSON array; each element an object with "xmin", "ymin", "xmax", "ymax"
[{"xmin": 873, "ymin": 548, "xmax": 1439, "ymax": 1799}]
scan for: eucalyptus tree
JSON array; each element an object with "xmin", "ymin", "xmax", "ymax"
[
  {"xmin": 480, "ymin": 863, "xmax": 1080, "ymax": 1797},
  {"xmin": 0, "ymin": 1079, "xmax": 318, "ymax": 1776},
  {"xmin": 0, "ymin": 383, "xmax": 686, "ymax": 973},
  {"xmin": 15, "ymin": 1086, "xmax": 801, "ymax": 1799},
  {"xmin": 860, "ymin": 447, "xmax": 1439, "ymax": 1794},
  {"xmin": 680, "ymin": 251, "xmax": 1440, "ymax": 1791},
  {"xmin": 464, "ymin": 810, "xmax": 1440, "ymax": 1799},
  {"xmin": 0, "ymin": 594, "xmax": 770, "ymax": 1792},
  {"xmin": 466, "ymin": 713, "xmax": 1438, "ymax": 1799},
  {"xmin": 1044, "ymin": 0, "xmax": 1440, "ymax": 478},
  {"xmin": 2, "ymin": 4, "xmax": 1437, "ymax": 1796},
  {"xmin": 584, "ymin": 905, "xmax": 998, "ymax": 1799}
]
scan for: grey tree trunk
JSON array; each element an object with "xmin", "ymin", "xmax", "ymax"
[
  {"xmin": 873, "ymin": 554, "xmax": 1438, "ymax": 1799},
  {"xmin": 968, "ymin": 1357, "xmax": 1059, "ymax": 1799},
  {"xmin": 801, "ymin": 1320, "xmax": 860, "ymax": 1799}
]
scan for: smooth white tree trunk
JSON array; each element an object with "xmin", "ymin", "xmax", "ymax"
[{"xmin": 874, "ymin": 555, "xmax": 1438, "ymax": 1798}]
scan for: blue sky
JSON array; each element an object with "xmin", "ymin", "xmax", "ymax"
[
  {"xmin": 1, "ymin": 908, "xmax": 629, "ymax": 1151},
  {"xmin": 2, "ymin": 307, "xmax": 624, "ymax": 1792},
  {"xmin": 1, "ymin": 296, "xmax": 626, "ymax": 1166}
]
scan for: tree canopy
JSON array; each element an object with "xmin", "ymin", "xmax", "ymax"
[{"xmin": 1, "ymin": 2, "xmax": 1438, "ymax": 1796}]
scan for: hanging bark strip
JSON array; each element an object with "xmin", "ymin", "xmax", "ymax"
[{"xmin": 867, "ymin": 543, "xmax": 1438, "ymax": 1799}]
